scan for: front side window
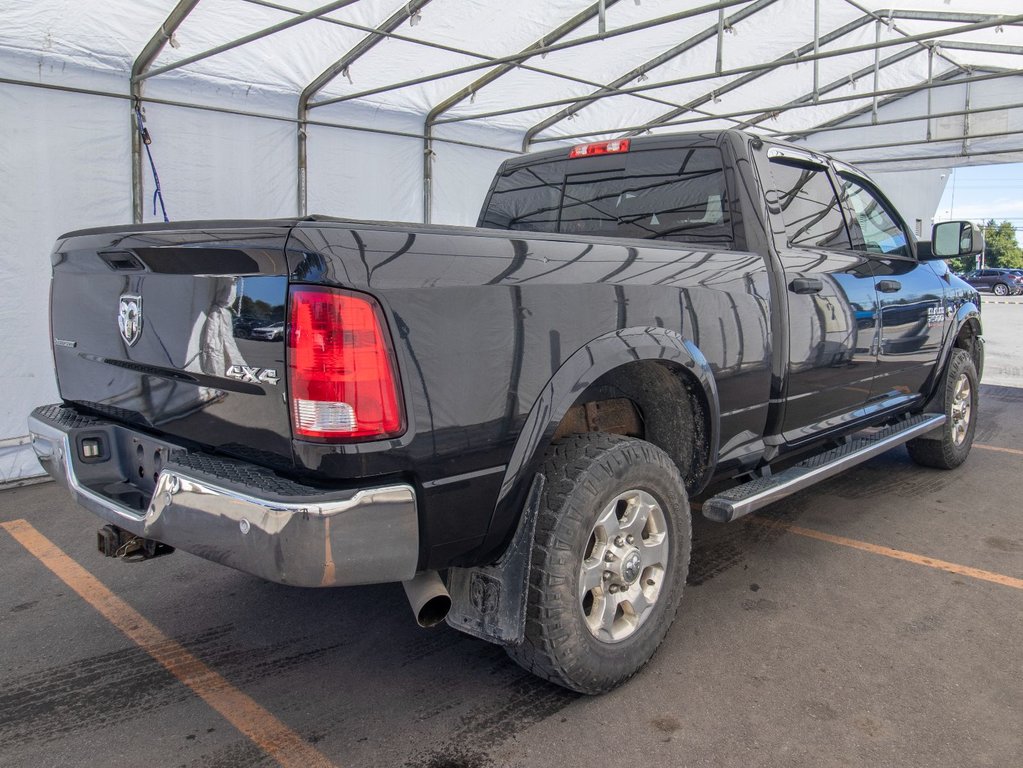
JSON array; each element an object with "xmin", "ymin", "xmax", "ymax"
[
  {"xmin": 766, "ymin": 159, "xmax": 851, "ymax": 250},
  {"xmin": 480, "ymin": 147, "xmax": 732, "ymax": 245},
  {"xmin": 839, "ymin": 175, "xmax": 910, "ymax": 257}
]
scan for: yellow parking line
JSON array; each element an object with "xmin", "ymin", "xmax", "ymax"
[
  {"xmin": 1, "ymin": 519, "xmax": 338, "ymax": 768},
  {"xmin": 975, "ymin": 443, "xmax": 1023, "ymax": 457},
  {"xmin": 751, "ymin": 517, "xmax": 1023, "ymax": 591}
]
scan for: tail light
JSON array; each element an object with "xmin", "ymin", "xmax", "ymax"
[
  {"xmin": 287, "ymin": 286, "xmax": 404, "ymax": 441},
  {"xmin": 569, "ymin": 139, "xmax": 630, "ymax": 159}
]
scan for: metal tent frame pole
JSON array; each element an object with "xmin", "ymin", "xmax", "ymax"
[
  {"xmin": 782, "ymin": 65, "xmax": 1022, "ymax": 142},
  {"xmin": 248, "ymin": 0, "xmax": 736, "ymax": 114},
  {"xmin": 521, "ymin": 0, "xmax": 781, "ymax": 151},
  {"xmin": 117, "ymin": 0, "xmax": 1023, "ymax": 227},
  {"xmin": 615, "ymin": 4, "xmax": 1019, "ymax": 143},
  {"xmin": 816, "ymin": 128, "xmax": 1020, "ymax": 158},
  {"xmin": 136, "ymin": 1, "xmax": 361, "ymax": 82},
  {"xmin": 737, "ymin": 46, "xmax": 924, "ymax": 130},
  {"xmin": 879, "ymin": 9, "xmax": 1023, "ymax": 24},
  {"xmin": 851, "ymin": 146, "xmax": 1023, "ymax": 166},
  {"xmin": 526, "ymin": 68, "xmax": 1023, "ymax": 144},
  {"xmin": 433, "ymin": 14, "xmax": 1022, "ymax": 127},
  {"xmin": 309, "ymin": 0, "xmax": 758, "ymax": 110},
  {"xmin": 613, "ymin": 14, "xmax": 875, "ymax": 141},
  {"xmin": 782, "ymin": 100, "xmax": 1023, "ymax": 142},
  {"xmin": 297, "ymin": 0, "xmax": 433, "ymax": 217},
  {"xmin": 419, "ymin": 1, "xmax": 773, "ymax": 221},
  {"xmin": 421, "ymin": 0, "xmax": 622, "ymax": 223},
  {"xmin": 130, "ymin": 0, "xmax": 200, "ymax": 224}
]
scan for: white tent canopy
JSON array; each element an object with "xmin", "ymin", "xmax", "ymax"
[{"xmin": 1, "ymin": 0, "xmax": 1021, "ymax": 481}]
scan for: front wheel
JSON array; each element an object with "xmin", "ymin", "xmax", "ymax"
[
  {"xmin": 506, "ymin": 433, "xmax": 691, "ymax": 694},
  {"xmin": 907, "ymin": 348, "xmax": 979, "ymax": 469},
  {"xmin": 993, "ymin": 283, "xmax": 1009, "ymax": 296}
]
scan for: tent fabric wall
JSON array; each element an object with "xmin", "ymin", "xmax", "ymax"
[
  {"xmin": 0, "ymin": 77, "xmax": 129, "ymax": 482},
  {"xmin": 0, "ymin": 0, "xmax": 1020, "ymax": 481},
  {"xmin": 140, "ymin": 101, "xmax": 298, "ymax": 223},
  {"xmin": 800, "ymin": 74, "xmax": 1023, "ymax": 172}
]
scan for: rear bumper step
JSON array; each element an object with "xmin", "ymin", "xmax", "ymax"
[
  {"xmin": 703, "ymin": 413, "xmax": 946, "ymax": 523},
  {"xmin": 28, "ymin": 404, "xmax": 419, "ymax": 587}
]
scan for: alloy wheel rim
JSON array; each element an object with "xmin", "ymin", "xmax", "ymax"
[
  {"xmin": 578, "ymin": 489, "xmax": 669, "ymax": 644},
  {"xmin": 950, "ymin": 373, "xmax": 972, "ymax": 447}
]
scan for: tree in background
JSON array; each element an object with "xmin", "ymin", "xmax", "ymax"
[{"xmin": 982, "ymin": 219, "xmax": 1023, "ymax": 269}]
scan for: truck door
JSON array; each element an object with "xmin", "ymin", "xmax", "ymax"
[
  {"xmin": 835, "ymin": 170, "xmax": 947, "ymax": 404},
  {"xmin": 763, "ymin": 148, "xmax": 880, "ymax": 443}
]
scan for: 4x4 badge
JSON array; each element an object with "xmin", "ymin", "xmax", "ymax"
[
  {"xmin": 118, "ymin": 294, "xmax": 143, "ymax": 346},
  {"xmin": 226, "ymin": 365, "xmax": 279, "ymax": 386}
]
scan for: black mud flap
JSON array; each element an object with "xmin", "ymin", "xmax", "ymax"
[{"xmin": 445, "ymin": 474, "xmax": 544, "ymax": 647}]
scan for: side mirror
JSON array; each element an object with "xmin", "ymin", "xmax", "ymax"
[{"xmin": 930, "ymin": 221, "xmax": 984, "ymax": 259}]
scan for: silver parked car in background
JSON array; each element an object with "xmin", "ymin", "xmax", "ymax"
[{"xmin": 961, "ymin": 268, "xmax": 1023, "ymax": 296}]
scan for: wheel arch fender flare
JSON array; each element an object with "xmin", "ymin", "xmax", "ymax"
[
  {"xmin": 484, "ymin": 327, "xmax": 720, "ymax": 558},
  {"xmin": 923, "ymin": 301, "xmax": 983, "ymax": 410}
]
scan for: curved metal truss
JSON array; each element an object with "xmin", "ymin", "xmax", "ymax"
[{"xmin": 50, "ymin": 0, "xmax": 1023, "ymax": 221}]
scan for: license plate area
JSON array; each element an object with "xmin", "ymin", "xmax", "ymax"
[
  {"xmin": 122, "ymin": 432, "xmax": 181, "ymax": 497},
  {"xmin": 71, "ymin": 425, "xmax": 186, "ymax": 515}
]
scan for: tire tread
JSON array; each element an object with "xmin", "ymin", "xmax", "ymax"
[{"xmin": 506, "ymin": 433, "xmax": 691, "ymax": 694}]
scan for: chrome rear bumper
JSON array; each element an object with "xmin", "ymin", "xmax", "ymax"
[{"xmin": 28, "ymin": 405, "xmax": 419, "ymax": 587}]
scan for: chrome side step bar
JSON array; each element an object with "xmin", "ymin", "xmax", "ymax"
[{"xmin": 703, "ymin": 413, "xmax": 946, "ymax": 523}]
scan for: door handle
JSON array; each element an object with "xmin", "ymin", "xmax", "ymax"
[
  {"xmin": 877, "ymin": 279, "xmax": 902, "ymax": 293},
  {"xmin": 789, "ymin": 277, "xmax": 824, "ymax": 294}
]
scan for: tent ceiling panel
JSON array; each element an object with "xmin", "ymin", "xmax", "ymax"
[
  {"xmin": 524, "ymin": 23, "xmax": 908, "ymax": 142},
  {"xmin": 528, "ymin": 72, "xmax": 745, "ymax": 143},
  {"xmin": 441, "ymin": 0, "xmax": 791, "ymax": 130},
  {"xmin": 0, "ymin": 0, "xmax": 173, "ymax": 76},
  {"xmin": 798, "ymin": 72, "xmax": 1023, "ymax": 167},
  {"xmin": 312, "ymin": 39, "xmax": 489, "ymax": 112},
  {"xmin": 731, "ymin": 44, "xmax": 936, "ymax": 131},
  {"xmin": 431, "ymin": 6, "xmax": 731, "ymax": 123},
  {"xmin": 541, "ymin": 4, "xmax": 883, "ymax": 142},
  {"xmin": 146, "ymin": 0, "xmax": 379, "ymax": 92},
  {"xmin": 309, "ymin": 0, "xmax": 626, "ymax": 112},
  {"xmin": 551, "ymin": 0, "xmax": 723, "ymax": 45},
  {"xmin": 857, "ymin": 0, "xmax": 1023, "ymax": 18},
  {"xmin": 0, "ymin": 1, "xmax": 1019, "ymax": 183}
]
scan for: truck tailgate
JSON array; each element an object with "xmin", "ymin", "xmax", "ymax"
[{"xmin": 49, "ymin": 224, "xmax": 295, "ymax": 468}]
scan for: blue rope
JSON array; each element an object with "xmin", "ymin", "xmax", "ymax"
[{"xmin": 134, "ymin": 104, "xmax": 169, "ymax": 222}]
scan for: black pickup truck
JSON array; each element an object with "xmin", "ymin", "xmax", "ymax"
[{"xmin": 30, "ymin": 130, "xmax": 984, "ymax": 693}]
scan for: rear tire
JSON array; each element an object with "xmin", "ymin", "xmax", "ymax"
[
  {"xmin": 506, "ymin": 433, "xmax": 691, "ymax": 694},
  {"xmin": 993, "ymin": 283, "xmax": 1009, "ymax": 296},
  {"xmin": 907, "ymin": 348, "xmax": 978, "ymax": 469}
]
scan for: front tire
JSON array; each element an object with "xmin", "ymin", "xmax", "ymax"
[
  {"xmin": 907, "ymin": 348, "xmax": 979, "ymax": 469},
  {"xmin": 506, "ymin": 433, "xmax": 691, "ymax": 694}
]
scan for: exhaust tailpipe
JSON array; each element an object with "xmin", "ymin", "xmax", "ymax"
[{"xmin": 402, "ymin": 571, "xmax": 451, "ymax": 628}]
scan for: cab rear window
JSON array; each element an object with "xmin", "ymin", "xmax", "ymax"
[{"xmin": 479, "ymin": 147, "xmax": 732, "ymax": 246}]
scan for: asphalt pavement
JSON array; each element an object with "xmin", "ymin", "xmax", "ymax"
[{"xmin": 1, "ymin": 301, "xmax": 1020, "ymax": 768}]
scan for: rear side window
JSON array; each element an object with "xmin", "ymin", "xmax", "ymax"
[
  {"xmin": 767, "ymin": 160, "xmax": 851, "ymax": 250},
  {"xmin": 480, "ymin": 147, "xmax": 732, "ymax": 245}
]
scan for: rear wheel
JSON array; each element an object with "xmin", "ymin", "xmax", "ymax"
[
  {"xmin": 993, "ymin": 283, "xmax": 1009, "ymax": 296},
  {"xmin": 506, "ymin": 433, "xmax": 691, "ymax": 694},
  {"xmin": 907, "ymin": 348, "xmax": 978, "ymax": 469}
]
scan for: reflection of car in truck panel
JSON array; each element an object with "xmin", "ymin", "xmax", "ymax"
[
  {"xmin": 30, "ymin": 130, "xmax": 984, "ymax": 694},
  {"xmin": 249, "ymin": 321, "xmax": 285, "ymax": 341}
]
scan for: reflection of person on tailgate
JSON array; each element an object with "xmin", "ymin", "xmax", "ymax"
[{"xmin": 185, "ymin": 278, "xmax": 246, "ymax": 402}]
